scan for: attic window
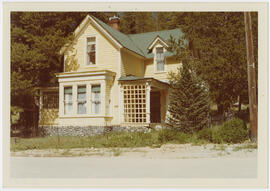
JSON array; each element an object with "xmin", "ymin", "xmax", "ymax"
[
  {"xmin": 87, "ymin": 37, "xmax": 96, "ymax": 65},
  {"xmin": 156, "ymin": 47, "xmax": 165, "ymax": 71}
]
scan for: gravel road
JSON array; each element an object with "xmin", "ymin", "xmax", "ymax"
[{"xmin": 10, "ymin": 156, "xmax": 257, "ymax": 178}]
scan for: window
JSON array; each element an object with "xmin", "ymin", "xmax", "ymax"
[
  {"xmin": 86, "ymin": 37, "xmax": 96, "ymax": 65},
  {"xmin": 156, "ymin": 47, "xmax": 165, "ymax": 71},
  {"xmin": 64, "ymin": 87, "xmax": 73, "ymax": 115},
  {"xmin": 91, "ymin": 85, "xmax": 101, "ymax": 114},
  {"xmin": 42, "ymin": 92, "xmax": 59, "ymax": 109},
  {"xmin": 77, "ymin": 85, "xmax": 86, "ymax": 114}
]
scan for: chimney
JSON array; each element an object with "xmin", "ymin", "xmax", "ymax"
[{"xmin": 109, "ymin": 15, "xmax": 120, "ymax": 31}]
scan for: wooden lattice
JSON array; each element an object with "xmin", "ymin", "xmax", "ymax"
[
  {"xmin": 123, "ymin": 84, "xmax": 146, "ymax": 123},
  {"xmin": 42, "ymin": 92, "xmax": 59, "ymax": 109}
]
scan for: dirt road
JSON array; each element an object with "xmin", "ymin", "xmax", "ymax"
[
  {"xmin": 10, "ymin": 143, "xmax": 257, "ymax": 178},
  {"xmin": 10, "ymin": 156, "xmax": 256, "ymax": 178}
]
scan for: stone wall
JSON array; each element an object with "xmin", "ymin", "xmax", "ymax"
[{"xmin": 39, "ymin": 125, "xmax": 152, "ymax": 136}]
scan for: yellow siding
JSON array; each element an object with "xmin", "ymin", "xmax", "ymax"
[
  {"xmin": 64, "ymin": 21, "xmax": 119, "ymax": 74},
  {"xmin": 61, "ymin": 20, "xmax": 121, "ymax": 125},
  {"xmin": 144, "ymin": 56, "xmax": 181, "ymax": 81},
  {"xmin": 121, "ymin": 49, "xmax": 144, "ymax": 77}
]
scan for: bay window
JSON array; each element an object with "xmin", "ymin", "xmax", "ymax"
[
  {"xmin": 64, "ymin": 87, "xmax": 73, "ymax": 115},
  {"xmin": 77, "ymin": 85, "xmax": 87, "ymax": 114},
  {"xmin": 91, "ymin": 85, "xmax": 101, "ymax": 114}
]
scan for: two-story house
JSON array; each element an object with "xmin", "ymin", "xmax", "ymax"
[{"xmin": 38, "ymin": 14, "xmax": 184, "ymax": 135}]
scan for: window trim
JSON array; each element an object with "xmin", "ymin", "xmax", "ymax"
[
  {"xmin": 91, "ymin": 84, "xmax": 101, "ymax": 115},
  {"xmin": 63, "ymin": 86, "xmax": 73, "ymax": 115},
  {"xmin": 61, "ymin": 83, "xmax": 103, "ymax": 117},
  {"xmin": 85, "ymin": 35, "xmax": 98, "ymax": 67},
  {"xmin": 154, "ymin": 45, "xmax": 167, "ymax": 73},
  {"xmin": 77, "ymin": 85, "xmax": 87, "ymax": 114}
]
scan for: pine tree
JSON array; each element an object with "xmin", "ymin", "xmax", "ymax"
[{"xmin": 167, "ymin": 38, "xmax": 210, "ymax": 133}]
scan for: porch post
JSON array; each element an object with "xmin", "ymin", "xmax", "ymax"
[
  {"xmin": 59, "ymin": 83, "xmax": 64, "ymax": 116},
  {"xmin": 119, "ymin": 84, "xmax": 124, "ymax": 124},
  {"xmin": 146, "ymin": 82, "xmax": 151, "ymax": 123}
]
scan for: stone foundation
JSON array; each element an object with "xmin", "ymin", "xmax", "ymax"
[{"xmin": 39, "ymin": 125, "xmax": 152, "ymax": 136}]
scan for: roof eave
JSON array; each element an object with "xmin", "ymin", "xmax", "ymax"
[{"xmin": 60, "ymin": 15, "xmax": 123, "ymax": 55}]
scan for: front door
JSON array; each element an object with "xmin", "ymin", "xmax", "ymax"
[{"xmin": 150, "ymin": 91, "xmax": 161, "ymax": 123}]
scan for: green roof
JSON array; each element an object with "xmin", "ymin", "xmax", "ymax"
[{"xmin": 92, "ymin": 16, "xmax": 184, "ymax": 58}]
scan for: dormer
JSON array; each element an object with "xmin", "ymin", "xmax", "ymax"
[{"xmin": 147, "ymin": 36, "xmax": 169, "ymax": 73}]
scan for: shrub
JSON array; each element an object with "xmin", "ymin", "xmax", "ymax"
[
  {"xmin": 197, "ymin": 128, "xmax": 213, "ymax": 142},
  {"xmin": 212, "ymin": 118, "xmax": 248, "ymax": 143}
]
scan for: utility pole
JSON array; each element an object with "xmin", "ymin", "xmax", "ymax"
[{"xmin": 244, "ymin": 12, "xmax": 258, "ymax": 142}]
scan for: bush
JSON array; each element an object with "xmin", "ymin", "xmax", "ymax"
[
  {"xmin": 197, "ymin": 128, "xmax": 213, "ymax": 142},
  {"xmin": 212, "ymin": 118, "xmax": 248, "ymax": 143}
]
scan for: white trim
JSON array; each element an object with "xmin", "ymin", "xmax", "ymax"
[
  {"xmin": 85, "ymin": 35, "xmax": 98, "ymax": 67},
  {"xmin": 148, "ymin": 36, "xmax": 169, "ymax": 50},
  {"xmin": 118, "ymin": 49, "xmax": 122, "ymax": 77},
  {"xmin": 146, "ymin": 82, "xmax": 151, "ymax": 123},
  {"xmin": 72, "ymin": 84, "xmax": 78, "ymax": 115},
  {"xmin": 56, "ymin": 70, "xmax": 115, "ymax": 78},
  {"xmin": 89, "ymin": 16, "xmax": 122, "ymax": 48},
  {"xmin": 119, "ymin": 85, "xmax": 124, "ymax": 124},
  {"xmin": 59, "ymin": 115, "xmax": 112, "ymax": 119},
  {"xmin": 58, "ymin": 75, "xmax": 114, "ymax": 83}
]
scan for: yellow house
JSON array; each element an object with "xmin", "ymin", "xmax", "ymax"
[{"xmin": 38, "ymin": 15, "xmax": 184, "ymax": 135}]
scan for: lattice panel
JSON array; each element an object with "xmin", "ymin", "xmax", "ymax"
[
  {"xmin": 42, "ymin": 92, "xmax": 59, "ymax": 109},
  {"xmin": 123, "ymin": 84, "xmax": 147, "ymax": 123}
]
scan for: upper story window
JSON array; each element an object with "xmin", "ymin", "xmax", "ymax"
[
  {"xmin": 87, "ymin": 37, "xmax": 96, "ymax": 65},
  {"xmin": 156, "ymin": 47, "xmax": 165, "ymax": 71}
]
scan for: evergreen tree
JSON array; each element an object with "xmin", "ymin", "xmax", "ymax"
[
  {"xmin": 120, "ymin": 12, "xmax": 156, "ymax": 34},
  {"xmin": 162, "ymin": 12, "xmax": 258, "ymax": 114},
  {"xmin": 167, "ymin": 38, "xmax": 210, "ymax": 133}
]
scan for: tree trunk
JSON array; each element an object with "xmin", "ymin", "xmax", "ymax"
[{"xmin": 217, "ymin": 103, "xmax": 224, "ymax": 115}]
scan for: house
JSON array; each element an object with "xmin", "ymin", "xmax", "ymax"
[{"xmin": 38, "ymin": 14, "xmax": 185, "ymax": 136}]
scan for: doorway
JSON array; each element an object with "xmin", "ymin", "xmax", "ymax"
[{"xmin": 150, "ymin": 91, "xmax": 161, "ymax": 123}]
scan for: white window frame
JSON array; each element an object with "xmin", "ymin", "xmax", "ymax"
[
  {"xmin": 91, "ymin": 84, "xmax": 101, "ymax": 115},
  {"xmin": 77, "ymin": 85, "xmax": 87, "ymax": 114},
  {"xmin": 154, "ymin": 45, "xmax": 167, "ymax": 73},
  {"xmin": 63, "ymin": 86, "xmax": 73, "ymax": 115},
  {"xmin": 85, "ymin": 35, "xmax": 98, "ymax": 67}
]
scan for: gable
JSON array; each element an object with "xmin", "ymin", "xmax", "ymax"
[
  {"xmin": 60, "ymin": 15, "xmax": 122, "ymax": 55},
  {"xmin": 147, "ymin": 36, "xmax": 169, "ymax": 51},
  {"xmin": 61, "ymin": 14, "xmax": 185, "ymax": 59}
]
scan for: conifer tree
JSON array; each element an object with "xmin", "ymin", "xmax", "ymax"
[{"xmin": 167, "ymin": 38, "xmax": 210, "ymax": 133}]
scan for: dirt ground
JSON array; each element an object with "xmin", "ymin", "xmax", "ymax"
[{"xmin": 11, "ymin": 143, "xmax": 257, "ymax": 159}]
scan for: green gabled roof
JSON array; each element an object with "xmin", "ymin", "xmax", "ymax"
[
  {"xmin": 92, "ymin": 16, "xmax": 184, "ymax": 58},
  {"xmin": 92, "ymin": 16, "xmax": 145, "ymax": 57},
  {"xmin": 128, "ymin": 28, "xmax": 184, "ymax": 58}
]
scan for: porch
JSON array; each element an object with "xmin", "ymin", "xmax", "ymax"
[{"xmin": 118, "ymin": 76, "xmax": 170, "ymax": 126}]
